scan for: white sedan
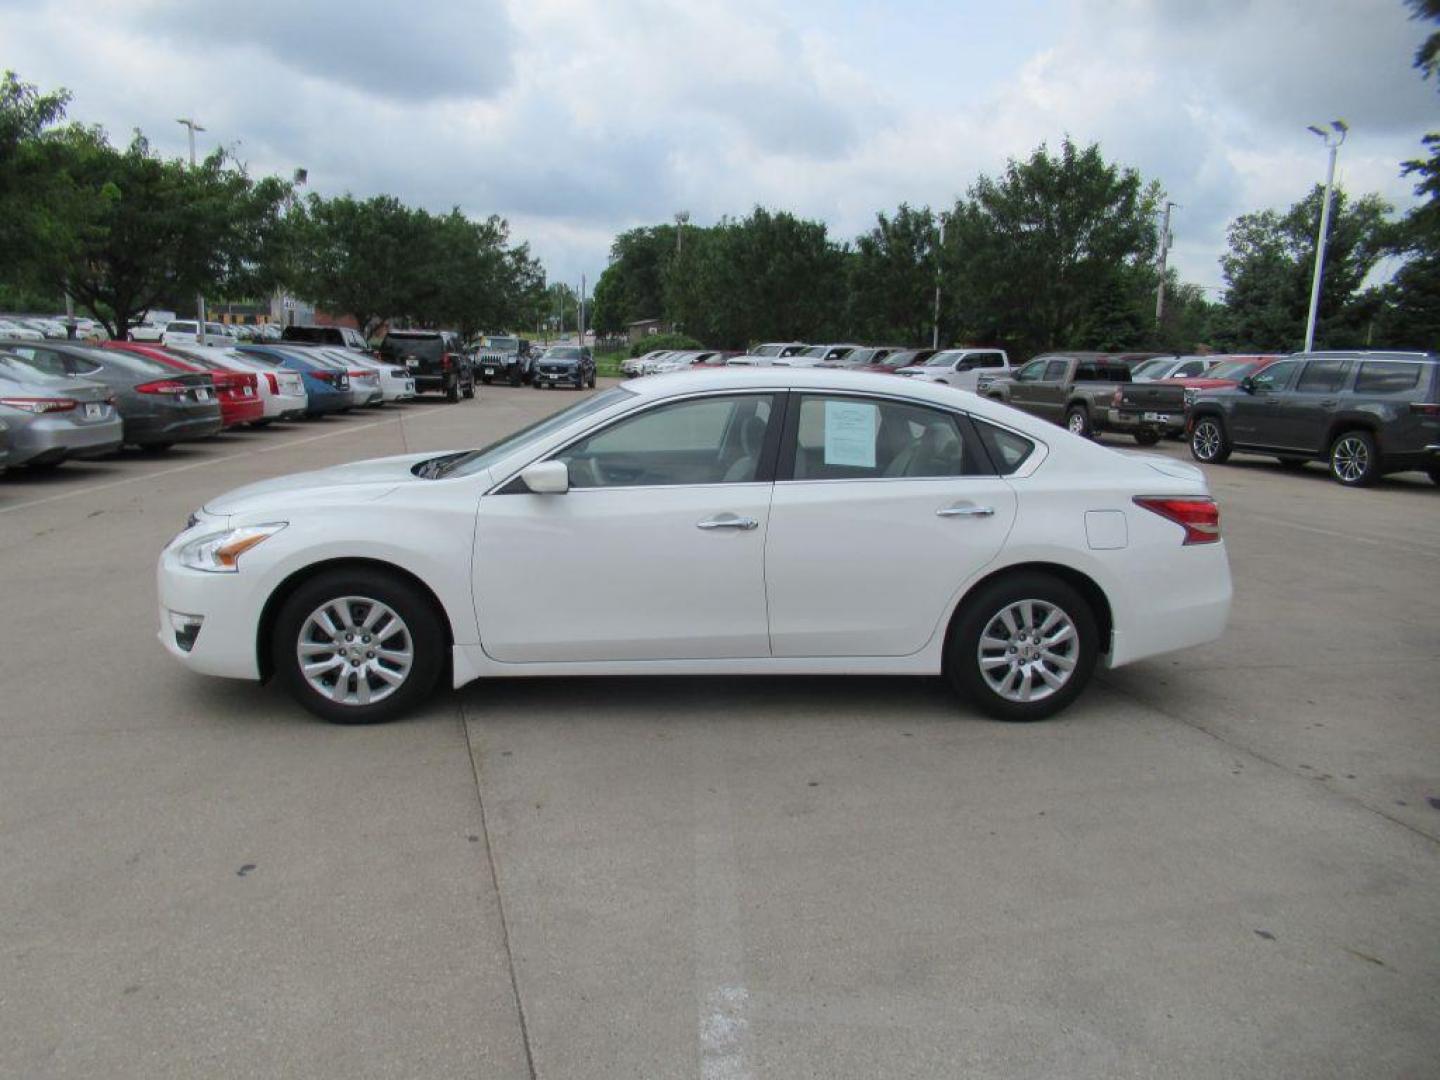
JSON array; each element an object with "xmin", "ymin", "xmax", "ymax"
[{"xmin": 157, "ymin": 369, "xmax": 1231, "ymax": 724}]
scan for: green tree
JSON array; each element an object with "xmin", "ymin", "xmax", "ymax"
[
  {"xmin": 665, "ymin": 208, "xmax": 846, "ymax": 348},
  {"xmin": 944, "ymin": 138, "xmax": 1162, "ymax": 357},
  {"xmin": 591, "ymin": 225, "xmax": 676, "ymax": 335},
  {"xmin": 847, "ymin": 204, "xmax": 941, "ymax": 345},
  {"xmin": 1213, "ymin": 187, "xmax": 1392, "ymax": 351}
]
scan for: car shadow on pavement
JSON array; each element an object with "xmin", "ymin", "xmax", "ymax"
[{"xmin": 455, "ymin": 673, "xmax": 989, "ymax": 727}]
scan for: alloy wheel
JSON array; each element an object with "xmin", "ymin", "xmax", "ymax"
[
  {"xmin": 1193, "ymin": 421, "xmax": 1222, "ymax": 461},
  {"xmin": 296, "ymin": 596, "xmax": 414, "ymax": 706},
  {"xmin": 1332, "ymin": 436, "xmax": 1369, "ymax": 484},
  {"xmin": 976, "ymin": 599, "xmax": 1079, "ymax": 703}
]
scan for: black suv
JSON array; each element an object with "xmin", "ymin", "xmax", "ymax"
[
  {"xmin": 377, "ymin": 329, "xmax": 474, "ymax": 401},
  {"xmin": 1188, "ymin": 351, "xmax": 1440, "ymax": 486},
  {"xmin": 534, "ymin": 345, "xmax": 596, "ymax": 389}
]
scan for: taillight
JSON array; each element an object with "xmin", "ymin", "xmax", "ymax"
[
  {"xmin": 265, "ymin": 373, "xmax": 279, "ymax": 394},
  {"xmin": 311, "ymin": 370, "xmax": 335, "ymax": 383},
  {"xmin": 0, "ymin": 396, "xmax": 77, "ymax": 413},
  {"xmin": 441, "ymin": 353, "xmax": 453, "ymax": 371},
  {"xmin": 134, "ymin": 380, "xmax": 189, "ymax": 395},
  {"xmin": 1134, "ymin": 496, "xmax": 1220, "ymax": 545},
  {"xmin": 1410, "ymin": 402, "xmax": 1440, "ymax": 416},
  {"xmin": 349, "ymin": 370, "xmax": 366, "ymax": 380},
  {"xmin": 1111, "ymin": 388, "xmax": 1123, "ymax": 407}
]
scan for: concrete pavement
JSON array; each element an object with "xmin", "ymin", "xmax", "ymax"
[{"xmin": 1, "ymin": 386, "xmax": 1437, "ymax": 1078}]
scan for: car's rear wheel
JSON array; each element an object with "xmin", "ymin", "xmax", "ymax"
[
  {"xmin": 1065, "ymin": 406, "xmax": 1091, "ymax": 438},
  {"xmin": 1330, "ymin": 430, "xmax": 1379, "ymax": 487},
  {"xmin": 1133, "ymin": 430, "xmax": 1162, "ymax": 446},
  {"xmin": 273, "ymin": 569, "xmax": 445, "ymax": 724},
  {"xmin": 1189, "ymin": 416, "xmax": 1231, "ymax": 464},
  {"xmin": 946, "ymin": 573, "xmax": 1098, "ymax": 722},
  {"xmin": 481, "ymin": 375, "xmax": 492, "ymax": 385},
  {"xmin": 462, "ymin": 376, "xmax": 475, "ymax": 400}
]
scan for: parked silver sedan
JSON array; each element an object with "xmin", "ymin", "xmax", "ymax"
[{"xmin": 0, "ymin": 351, "xmax": 122, "ymax": 467}]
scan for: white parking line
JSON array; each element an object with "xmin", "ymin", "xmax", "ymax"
[{"xmin": 0, "ymin": 414, "xmax": 406, "ymax": 516}]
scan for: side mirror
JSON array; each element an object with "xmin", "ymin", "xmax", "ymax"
[
  {"xmin": 520, "ymin": 460, "xmax": 569, "ymax": 494},
  {"xmin": 1238, "ymin": 376, "xmax": 1255, "ymax": 394}
]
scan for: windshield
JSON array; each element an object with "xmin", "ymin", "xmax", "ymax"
[
  {"xmin": 434, "ymin": 386, "xmax": 634, "ymax": 479},
  {"xmin": 1131, "ymin": 357, "xmax": 1173, "ymax": 378},
  {"xmin": 0, "ymin": 351, "xmax": 72, "ymax": 381},
  {"xmin": 753, "ymin": 344, "xmax": 784, "ymax": 357},
  {"xmin": 924, "ymin": 351, "xmax": 962, "ymax": 367},
  {"xmin": 883, "ymin": 351, "xmax": 917, "ymax": 367},
  {"xmin": 1204, "ymin": 360, "xmax": 1259, "ymax": 380},
  {"xmin": 380, "ymin": 334, "xmax": 444, "ymax": 361},
  {"xmin": 544, "ymin": 347, "xmax": 582, "ymax": 360},
  {"xmin": 487, "ymin": 337, "xmax": 518, "ymax": 351}
]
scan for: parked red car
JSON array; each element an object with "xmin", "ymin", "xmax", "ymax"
[
  {"xmin": 106, "ymin": 342, "xmax": 263, "ymax": 428},
  {"xmin": 1159, "ymin": 354, "xmax": 1284, "ymax": 395}
]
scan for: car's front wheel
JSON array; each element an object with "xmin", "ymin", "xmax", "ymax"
[
  {"xmin": 1189, "ymin": 416, "xmax": 1231, "ymax": 464},
  {"xmin": 273, "ymin": 569, "xmax": 445, "ymax": 724},
  {"xmin": 946, "ymin": 572, "xmax": 1098, "ymax": 722},
  {"xmin": 462, "ymin": 375, "xmax": 476, "ymax": 400}
]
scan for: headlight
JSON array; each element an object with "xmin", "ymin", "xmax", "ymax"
[{"xmin": 176, "ymin": 523, "xmax": 286, "ymax": 572}]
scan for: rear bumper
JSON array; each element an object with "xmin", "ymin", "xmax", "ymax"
[
  {"xmin": 4, "ymin": 413, "xmax": 125, "ymax": 465},
  {"xmin": 219, "ymin": 398, "xmax": 265, "ymax": 427},
  {"xmin": 413, "ymin": 374, "xmax": 451, "ymax": 393},
  {"xmin": 124, "ymin": 410, "xmax": 223, "ymax": 445},
  {"xmin": 1108, "ymin": 408, "xmax": 1185, "ymax": 435}
]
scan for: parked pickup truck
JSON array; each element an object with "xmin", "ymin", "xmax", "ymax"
[
  {"xmin": 981, "ymin": 352, "xmax": 1159, "ymax": 438},
  {"xmin": 1108, "ymin": 355, "xmax": 1285, "ymax": 445}
]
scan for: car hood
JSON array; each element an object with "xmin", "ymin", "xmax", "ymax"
[{"xmin": 203, "ymin": 451, "xmax": 444, "ymax": 517}]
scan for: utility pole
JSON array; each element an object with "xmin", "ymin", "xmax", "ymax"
[
  {"xmin": 1154, "ymin": 201, "xmax": 1177, "ymax": 325},
  {"xmin": 932, "ymin": 217, "xmax": 946, "ymax": 350},
  {"xmin": 1304, "ymin": 121, "xmax": 1348, "ymax": 353},
  {"xmin": 675, "ymin": 210, "xmax": 689, "ymax": 259},
  {"xmin": 177, "ymin": 117, "xmax": 207, "ymax": 344},
  {"xmin": 579, "ymin": 273, "xmax": 587, "ymax": 344}
]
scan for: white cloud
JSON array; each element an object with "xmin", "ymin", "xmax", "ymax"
[{"xmin": 1, "ymin": 0, "xmax": 1434, "ymax": 297}]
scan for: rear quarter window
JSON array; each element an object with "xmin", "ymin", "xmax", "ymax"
[
  {"xmin": 971, "ymin": 418, "xmax": 1035, "ymax": 475},
  {"xmin": 1354, "ymin": 361, "xmax": 1422, "ymax": 393}
]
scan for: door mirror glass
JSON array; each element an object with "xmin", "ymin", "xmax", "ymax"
[{"xmin": 521, "ymin": 461, "xmax": 569, "ymax": 494}]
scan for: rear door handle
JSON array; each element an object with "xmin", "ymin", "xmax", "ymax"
[
  {"xmin": 937, "ymin": 504, "xmax": 995, "ymax": 518},
  {"xmin": 697, "ymin": 514, "xmax": 759, "ymax": 531},
  {"xmin": 1320, "ymin": 400, "xmax": 1337, "ymax": 407}
]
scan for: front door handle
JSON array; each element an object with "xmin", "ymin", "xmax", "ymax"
[
  {"xmin": 937, "ymin": 504, "xmax": 995, "ymax": 518},
  {"xmin": 1319, "ymin": 399, "xmax": 1337, "ymax": 407},
  {"xmin": 697, "ymin": 514, "xmax": 759, "ymax": 531}
]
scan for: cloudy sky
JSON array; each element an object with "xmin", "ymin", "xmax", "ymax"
[{"xmin": 2, "ymin": 0, "xmax": 1435, "ymax": 296}]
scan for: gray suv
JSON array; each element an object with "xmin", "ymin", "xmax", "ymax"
[{"xmin": 1187, "ymin": 351, "xmax": 1440, "ymax": 487}]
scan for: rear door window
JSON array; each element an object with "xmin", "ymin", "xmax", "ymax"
[
  {"xmin": 1296, "ymin": 358, "xmax": 1351, "ymax": 393},
  {"xmin": 1354, "ymin": 361, "xmax": 1422, "ymax": 393},
  {"xmin": 783, "ymin": 395, "xmax": 990, "ymax": 480}
]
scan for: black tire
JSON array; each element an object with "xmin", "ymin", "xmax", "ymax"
[
  {"xmin": 509, "ymin": 371, "xmax": 521, "ymax": 387},
  {"xmin": 462, "ymin": 376, "xmax": 475, "ymax": 400},
  {"xmin": 1189, "ymin": 415, "xmax": 1231, "ymax": 464},
  {"xmin": 588, "ymin": 371, "xmax": 597, "ymax": 389},
  {"xmin": 147, "ymin": 442, "xmax": 174, "ymax": 453},
  {"xmin": 1132, "ymin": 430, "xmax": 1162, "ymax": 447},
  {"xmin": 1329, "ymin": 429, "xmax": 1380, "ymax": 487},
  {"xmin": 446, "ymin": 379, "xmax": 460, "ymax": 403},
  {"xmin": 946, "ymin": 572, "xmax": 1099, "ymax": 722},
  {"xmin": 1427, "ymin": 466, "xmax": 1440, "ymax": 487},
  {"xmin": 1065, "ymin": 405, "xmax": 1091, "ymax": 438},
  {"xmin": 481, "ymin": 376, "xmax": 492, "ymax": 385},
  {"xmin": 251, "ymin": 419, "xmax": 272, "ymax": 429},
  {"xmin": 272, "ymin": 568, "xmax": 445, "ymax": 724},
  {"xmin": 1276, "ymin": 457, "xmax": 1307, "ymax": 471}
]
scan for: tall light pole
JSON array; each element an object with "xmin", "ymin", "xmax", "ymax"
[
  {"xmin": 675, "ymin": 210, "xmax": 690, "ymax": 258},
  {"xmin": 1154, "ymin": 201, "xmax": 1178, "ymax": 325},
  {"xmin": 931, "ymin": 216, "xmax": 946, "ymax": 350},
  {"xmin": 177, "ymin": 117, "xmax": 207, "ymax": 344},
  {"xmin": 1303, "ymin": 120, "xmax": 1348, "ymax": 353},
  {"xmin": 579, "ymin": 273, "xmax": 587, "ymax": 345}
]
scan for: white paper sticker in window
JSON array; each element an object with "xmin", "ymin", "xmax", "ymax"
[{"xmin": 823, "ymin": 400, "xmax": 878, "ymax": 467}]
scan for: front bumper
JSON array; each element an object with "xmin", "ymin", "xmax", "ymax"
[
  {"xmin": 536, "ymin": 368, "xmax": 582, "ymax": 385},
  {"xmin": 157, "ymin": 549, "xmax": 265, "ymax": 680}
]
